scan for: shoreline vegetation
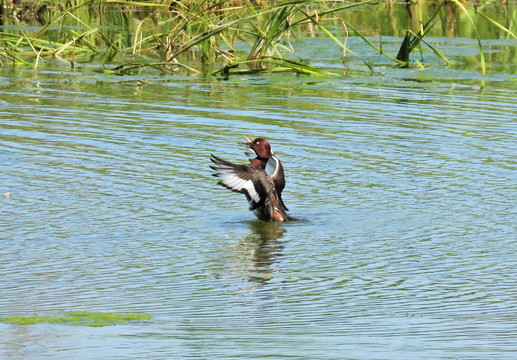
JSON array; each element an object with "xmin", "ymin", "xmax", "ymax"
[{"xmin": 0, "ymin": 0, "xmax": 515, "ymax": 76}]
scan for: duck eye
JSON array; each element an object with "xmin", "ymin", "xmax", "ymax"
[{"xmin": 255, "ymin": 141, "xmax": 260, "ymax": 145}]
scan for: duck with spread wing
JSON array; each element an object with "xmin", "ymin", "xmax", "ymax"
[{"xmin": 210, "ymin": 136, "xmax": 293, "ymax": 221}]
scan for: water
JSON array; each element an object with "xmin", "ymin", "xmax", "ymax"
[{"xmin": 1, "ymin": 46, "xmax": 517, "ymax": 358}]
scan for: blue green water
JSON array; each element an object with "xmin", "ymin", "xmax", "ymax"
[{"xmin": 1, "ymin": 34, "xmax": 517, "ymax": 359}]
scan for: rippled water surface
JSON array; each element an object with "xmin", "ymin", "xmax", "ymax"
[{"xmin": 1, "ymin": 64, "xmax": 516, "ymax": 359}]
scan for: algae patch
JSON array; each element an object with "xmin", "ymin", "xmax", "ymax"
[{"xmin": 0, "ymin": 312, "xmax": 151, "ymax": 327}]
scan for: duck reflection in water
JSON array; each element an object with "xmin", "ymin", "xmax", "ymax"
[{"xmin": 243, "ymin": 220, "xmax": 285, "ymax": 285}]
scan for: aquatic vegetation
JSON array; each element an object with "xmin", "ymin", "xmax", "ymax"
[
  {"xmin": 0, "ymin": 312, "xmax": 152, "ymax": 327},
  {"xmin": 394, "ymin": 0, "xmax": 516, "ymax": 74},
  {"xmin": 0, "ymin": 0, "xmax": 514, "ymax": 75}
]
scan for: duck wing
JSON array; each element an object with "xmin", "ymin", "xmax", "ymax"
[
  {"xmin": 265, "ymin": 155, "xmax": 288, "ymax": 211},
  {"xmin": 210, "ymin": 154, "xmax": 269, "ymax": 210}
]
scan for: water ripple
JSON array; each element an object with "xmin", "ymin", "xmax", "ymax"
[{"xmin": 1, "ymin": 73, "xmax": 516, "ymax": 359}]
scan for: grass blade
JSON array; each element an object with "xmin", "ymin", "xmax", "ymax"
[
  {"xmin": 449, "ymin": 0, "xmax": 486, "ymax": 74},
  {"xmin": 476, "ymin": 11, "xmax": 516, "ymax": 38}
]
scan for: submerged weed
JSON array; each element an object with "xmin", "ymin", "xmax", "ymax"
[{"xmin": 0, "ymin": 312, "xmax": 152, "ymax": 327}]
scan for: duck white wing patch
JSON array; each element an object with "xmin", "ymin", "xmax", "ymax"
[
  {"xmin": 265, "ymin": 156, "xmax": 279, "ymax": 177},
  {"xmin": 218, "ymin": 171, "xmax": 261, "ymax": 203}
]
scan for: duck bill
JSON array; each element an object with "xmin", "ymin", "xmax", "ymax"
[{"xmin": 239, "ymin": 135, "xmax": 254, "ymax": 148}]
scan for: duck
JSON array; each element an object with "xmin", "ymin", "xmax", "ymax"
[{"xmin": 210, "ymin": 136, "xmax": 293, "ymax": 221}]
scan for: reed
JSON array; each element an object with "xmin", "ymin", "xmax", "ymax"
[
  {"xmin": 0, "ymin": 0, "xmax": 514, "ymax": 75},
  {"xmin": 394, "ymin": 0, "xmax": 517, "ymax": 74}
]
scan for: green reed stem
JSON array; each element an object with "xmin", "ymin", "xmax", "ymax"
[{"xmin": 0, "ymin": 0, "xmax": 513, "ymax": 75}]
